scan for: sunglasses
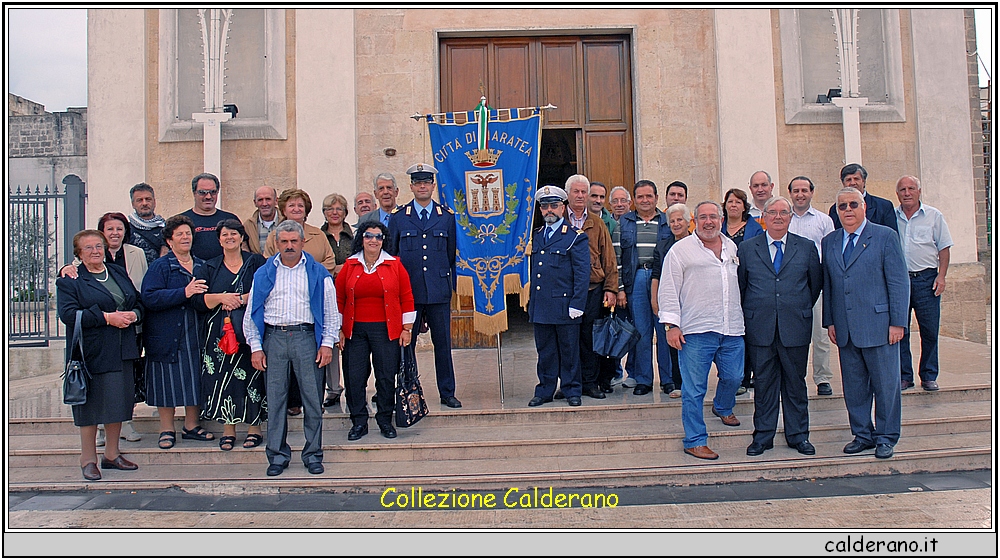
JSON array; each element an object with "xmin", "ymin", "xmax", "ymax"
[
  {"xmin": 362, "ymin": 232, "xmax": 384, "ymax": 241},
  {"xmin": 837, "ymin": 201, "xmax": 862, "ymax": 211},
  {"xmin": 538, "ymin": 202, "xmax": 562, "ymax": 209},
  {"xmin": 196, "ymin": 189, "xmax": 218, "ymax": 197}
]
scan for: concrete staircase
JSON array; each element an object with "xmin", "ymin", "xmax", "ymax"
[{"xmin": 8, "ymin": 383, "xmax": 991, "ymax": 495}]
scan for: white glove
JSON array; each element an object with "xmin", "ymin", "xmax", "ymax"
[{"xmin": 568, "ymin": 307, "xmax": 583, "ymax": 320}]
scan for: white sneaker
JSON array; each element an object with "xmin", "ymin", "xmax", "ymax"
[
  {"xmin": 120, "ymin": 420, "xmax": 142, "ymax": 442},
  {"xmin": 96, "ymin": 427, "xmax": 106, "ymax": 447},
  {"xmin": 621, "ymin": 377, "xmax": 637, "ymax": 388}
]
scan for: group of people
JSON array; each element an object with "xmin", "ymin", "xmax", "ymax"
[
  {"xmin": 527, "ymin": 164, "xmax": 952, "ymax": 464},
  {"xmin": 58, "ymin": 159, "xmax": 952, "ymax": 480},
  {"xmin": 57, "ymin": 165, "xmax": 463, "ymax": 479}
]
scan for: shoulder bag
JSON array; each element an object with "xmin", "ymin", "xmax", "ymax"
[
  {"xmin": 394, "ymin": 345, "xmax": 428, "ymax": 427},
  {"xmin": 62, "ymin": 310, "xmax": 92, "ymax": 406}
]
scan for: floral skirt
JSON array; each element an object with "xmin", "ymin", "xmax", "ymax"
[{"xmin": 201, "ymin": 343, "xmax": 267, "ymax": 425}]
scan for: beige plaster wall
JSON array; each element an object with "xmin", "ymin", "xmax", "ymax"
[{"xmin": 143, "ymin": 9, "xmax": 300, "ymax": 225}]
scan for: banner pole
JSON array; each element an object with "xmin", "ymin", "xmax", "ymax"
[{"xmin": 497, "ymin": 332, "xmax": 504, "ymax": 405}]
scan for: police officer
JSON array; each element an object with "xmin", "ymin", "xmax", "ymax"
[
  {"xmin": 388, "ymin": 163, "xmax": 462, "ymax": 408},
  {"xmin": 527, "ymin": 186, "xmax": 591, "ymax": 407}
]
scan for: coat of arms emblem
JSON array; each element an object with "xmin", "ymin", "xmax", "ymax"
[{"xmin": 464, "ymin": 170, "xmax": 505, "ymax": 218}]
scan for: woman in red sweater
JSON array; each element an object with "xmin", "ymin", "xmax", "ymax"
[{"xmin": 336, "ymin": 221, "xmax": 416, "ymax": 441}]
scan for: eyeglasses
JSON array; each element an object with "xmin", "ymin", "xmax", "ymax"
[
  {"xmin": 81, "ymin": 244, "xmax": 105, "ymax": 252},
  {"xmin": 696, "ymin": 214, "xmax": 720, "ymax": 221},
  {"xmin": 362, "ymin": 232, "xmax": 384, "ymax": 241},
  {"xmin": 412, "ymin": 178, "xmax": 435, "ymax": 185},
  {"xmin": 764, "ymin": 210, "xmax": 792, "ymax": 217},
  {"xmin": 195, "ymin": 189, "xmax": 218, "ymax": 197},
  {"xmin": 538, "ymin": 202, "xmax": 562, "ymax": 209},
  {"xmin": 323, "ymin": 207, "xmax": 346, "ymax": 213},
  {"xmin": 837, "ymin": 201, "xmax": 862, "ymax": 211}
]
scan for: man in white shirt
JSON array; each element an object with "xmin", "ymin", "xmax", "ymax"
[
  {"xmin": 658, "ymin": 201, "xmax": 745, "ymax": 460},
  {"xmin": 748, "ymin": 171, "xmax": 775, "ymax": 221},
  {"xmin": 894, "ymin": 175, "xmax": 953, "ymax": 391},
  {"xmin": 787, "ymin": 176, "xmax": 836, "ymax": 396},
  {"xmin": 245, "ymin": 220, "xmax": 340, "ymax": 477}
]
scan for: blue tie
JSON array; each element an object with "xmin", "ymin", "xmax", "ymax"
[
  {"xmin": 545, "ymin": 227, "xmax": 554, "ymax": 240},
  {"xmin": 843, "ymin": 232, "xmax": 857, "ymax": 263},
  {"xmin": 772, "ymin": 240, "xmax": 783, "ymax": 273},
  {"xmin": 420, "ymin": 208, "xmax": 429, "ymax": 223}
]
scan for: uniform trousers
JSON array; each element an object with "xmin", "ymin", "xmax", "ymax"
[
  {"xmin": 263, "ymin": 325, "xmax": 324, "ymax": 468},
  {"xmin": 533, "ymin": 323, "xmax": 582, "ymax": 399},
  {"xmin": 409, "ymin": 303, "xmax": 456, "ymax": 399}
]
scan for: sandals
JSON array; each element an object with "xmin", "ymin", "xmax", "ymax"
[
  {"xmin": 219, "ymin": 435, "xmax": 236, "ymax": 451},
  {"xmin": 158, "ymin": 431, "xmax": 176, "ymax": 449},
  {"xmin": 181, "ymin": 425, "xmax": 215, "ymax": 441},
  {"xmin": 243, "ymin": 433, "xmax": 263, "ymax": 448}
]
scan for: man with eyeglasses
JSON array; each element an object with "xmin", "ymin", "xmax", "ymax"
[
  {"xmin": 243, "ymin": 185, "xmax": 283, "ymax": 255},
  {"xmin": 388, "ymin": 163, "xmax": 462, "ymax": 408},
  {"xmin": 178, "ymin": 173, "xmax": 240, "ymax": 260},
  {"xmin": 822, "ymin": 187, "xmax": 909, "ymax": 460},
  {"xmin": 828, "ymin": 163, "xmax": 898, "ymax": 233},
  {"xmin": 657, "ymin": 201, "xmax": 745, "ymax": 460},
  {"xmin": 737, "ymin": 196, "xmax": 822, "ymax": 457}
]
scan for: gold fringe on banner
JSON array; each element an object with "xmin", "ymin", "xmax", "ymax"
[
  {"xmin": 456, "ymin": 275, "xmax": 475, "ymax": 298},
  {"xmin": 503, "ymin": 273, "xmax": 523, "ymax": 296},
  {"xmin": 473, "ymin": 308, "xmax": 508, "ymax": 337}
]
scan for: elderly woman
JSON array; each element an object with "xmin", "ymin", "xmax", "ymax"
[
  {"xmin": 336, "ymin": 221, "xmax": 415, "ymax": 441},
  {"xmin": 57, "ymin": 230, "xmax": 143, "ymax": 480},
  {"xmin": 192, "ymin": 219, "xmax": 268, "ymax": 450},
  {"xmin": 650, "ymin": 203, "xmax": 692, "ymax": 398},
  {"xmin": 141, "ymin": 215, "xmax": 214, "ymax": 449},
  {"xmin": 722, "ymin": 188, "xmax": 764, "ymax": 246},
  {"xmin": 319, "ymin": 193, "xmax": 354, "ymax": 408},
  {"xmin": 264, "ymin": 188, "xmax": 338, "ymax": 416}
]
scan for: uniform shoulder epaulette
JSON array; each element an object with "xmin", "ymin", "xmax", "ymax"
[
  {"xmin": 440, "ymin": 205, "xmax": 454, "ymax": 214},
  {"xmin": 399, "ymin": 206, "xmax": 408, "ymax": 215},
  {"xmin": 561, "ymin": 224, "xmax": 569, "ymax": 234}
]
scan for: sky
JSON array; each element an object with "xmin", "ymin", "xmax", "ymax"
[{"xmin": 3, "ymin": 8, "xmax": 995, "ymax": 113}]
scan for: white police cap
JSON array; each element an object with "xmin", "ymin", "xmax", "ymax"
[{"xmin": 536, "ymin": 185, "xmax": 568, "ymax": 203}]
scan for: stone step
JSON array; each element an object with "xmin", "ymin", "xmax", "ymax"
[
  {"xmin": 7, "ymin": 383, "xmax": 990, "ymax": 436},
  {"xmin": 7, "ymin": 432, "xmax": 991, "ymax": 494},
  {"xmin": 8, "ymin": 401, "xmax": 990, "ymax": 467}
]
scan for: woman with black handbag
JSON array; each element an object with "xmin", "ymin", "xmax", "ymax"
[
  {"xmin": 336, "ymin": 221, "xmax": 416, "ymax": 441},
  {"xmin": 192, "ymin": 219, "xmax": 267, "ymax": 450},
  {"xmin": 56, "ymin": 230, "xmax": 143, "ymax": 481}
]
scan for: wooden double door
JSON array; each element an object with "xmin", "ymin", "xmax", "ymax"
[{"xmin": 440, "ymin": 35, "xmax": 635, "ymax": 191}]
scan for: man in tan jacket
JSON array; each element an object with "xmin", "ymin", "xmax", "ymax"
[
  {"xmin": 563, "ymin": 174, "xmax": 619, "ymax": 400},
  {"xmin": 243, "ymin": 185, "xmax": 283, "ymax": 254}
]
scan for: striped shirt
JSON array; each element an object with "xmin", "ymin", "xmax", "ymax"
[
  {"xmin": 244, "ymin": 253, "xmax": 341, "ymax": 352},
  {"xmin": 635, "ymin": 216, "xmax": 661, "ymax": 264},
  {"xmin": 611, "ymin": 222, "xmax": 623, "ymax": 289}
]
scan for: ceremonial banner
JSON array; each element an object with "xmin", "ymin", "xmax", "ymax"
[{"xmin": 426, "ymin": 102, "xmax": 542, "ymax": 335}]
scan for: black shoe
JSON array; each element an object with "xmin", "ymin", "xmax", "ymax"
[
  {"xmin": 306, "ymin": 463, "xmax": 325, "ymax": 475},
  {"xmin": 566, "ymin": 396, "xmax": 582, "ymax": 406},
  {"xmin": 633, "ymin": 384, "xmax": 652, "ymax": 396},
  {"xmin": 599, "ymin": 383, "xmax": 614, "ymax": 394},
  {"xmin": 323, "ymin": 395, "xmax": 341, "ymax": 408},
  {"xmin": 816, "ymin": 383, "xmax": 833, "ymax": 396},
  {"xmin": 921, "ymin": 380, "xmax": 939, "ymax": 391},
  {"xmin": 440, "ymin": 396, "xmax": 462, "ymax": 408},
  {"xmin": 372, "ymin": 394, "xmax": 378, "ymax": 403},
  {"xmin": 843, "ymin": 439, "xmax": 876, "ymax": 454},
  {"xmin": 900, "ymin": 379, "xmax": 915, "ymax": 390},
  {"xmin": 875, "ymin": 443, "xmax": 894, "ymax": 459},
  {"xmin": 746, "ymin": 441, "xmax": 773, "ymax": 456},
  {"xmin": 378, "ymin": 424, "xmax": 397, "ymax": 439},
  {"xmin": 553, "ymin": 389, "xmax": 565, "ymax": 400},
  {"xmin": 266, "ymin": 463, "xmax": 288, "ymax": 477},
  {"xmin": 661, "ymin": 384, "xmax": 674, "ymax": 394},
  {"xmin": 789, "ymin": 440, "xmax": 816, "ymax": 455},
  {"xmin": 348, "ymin": 424, "xmax": 368, "ymax": 441},
  {"xmin": 528, "ymin": 396, "xmax": 552, "ymax": 407},
  {"xmin": 582, "ymin": 386, "xmax": 606, "ymax": 399}
]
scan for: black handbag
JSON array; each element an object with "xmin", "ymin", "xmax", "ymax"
[
  {"xmin": 592, "ymin": 308, "xmax": 640, "ymax": 360},
  {"xmin": 62, "ymin": 310, "xmax": 92, "ymax": 406},
  {"xmin": 394, "ymin": 345, "xmax": 428, "ymax": 428}
]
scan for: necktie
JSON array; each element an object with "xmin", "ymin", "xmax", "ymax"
[
  {"xmin": 545, "ymin": 227, "xmax": 554, "ymax": 240},
  {"xmin": 421, "ymin": 209, "xmax": 429, "ymax": 223},
  {"xmin": 772, "ymin": 240, "xmax": 783, "ymax": 273},
  {"xmin": 843, "ymin": 232, "xmax": 857, "ymax": 263}
]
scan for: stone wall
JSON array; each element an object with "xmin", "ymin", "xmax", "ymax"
[
  {"xmin": 8, "ymin": 93, "xmax": 46, "ymax": 116},
  {"xmin": 8, "ymin": 107, "xmax": 87, "ymax": 158},
  {"xmin": 940, "ymin": 262, "xmax": 990, "ymax": 345},
  {"xmin": 964, "ymin": 9, "xmax": 990, "ymax": 261}
]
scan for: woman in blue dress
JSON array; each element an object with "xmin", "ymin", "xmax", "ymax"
[{"xmin": 141, "ymin": 215, "xmax": 215, "ymax": 449}]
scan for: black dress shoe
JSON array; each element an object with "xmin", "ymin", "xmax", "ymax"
[
  {"xmin": 266, "ymin": 463, "xmax": 288, "ymax": 477},
  {"xmin": 746, "ymin": 441, "xmax": 773, "ymax": 456},
  {"xmin": 378, "ymin": 424, "xmax": 397, "ymax": 439},
  {"xmin": 348, "ymin": 424, "xmax": 368, "ymax": 441},
  {"xmin": 816, "ymin": 383, "xmax": 833, "ymax": 396},
  {"xmin": 323, "ymin": 395, "xmax": 341, "ymax": 407},
  {"xmin": 440, "ymin": 396, "xmax": 463, "ymax": 408},
  {"xmin": 566, "ymin": 396, "xmax": 582, "ymax": 406},
  {"xmin": 82, "ymin": 462, "xmax": 101, "ymax": 481},
  {"xmin": 582, "ymin": 387, "xmax": 606, "ymax": 399},
  {"xmin": 661, "ymin": 384, "xmax": 674, "ymax": 394},
  {"xmin": 599, "ymin": 383, "xmax": 614, "ymax": 394},
  {"xmin": 843, "ymin": 439, "xmax": 876, "ymax": 454},
  {"xmin": 921, "ymin": 380, "xmax": 939, "ymax": 391},
  {"xmin": 789, "ymin": 440, "xmax": 816, "ymax": 455},
  {"xmin": 633, "ymin": 384, "xmax": 652, "ymax": 396},
  {"xmin": 306, "ymin": 463, "xmax": 325, "ymax": 475},
  {"xmin": 900, "ymin": 379, "xmax": 915, "ymax": 390},
  {"xmin": 101, "ymin": 455, "xmax": 138, "ymax": 471},
  {"xmin": 875, "ymin": 443, "xmax": 894, "ymax": 459},
  {"xmin": 528, "ymin": 396, "xmax": 552, "ymax": 407},
  {"xmin": 553, "ymin": 389, "xmax": 565, "ymax": 400}
]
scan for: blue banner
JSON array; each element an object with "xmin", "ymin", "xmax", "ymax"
[{"xmin": 427, "ymin": 105, "xmax": 542, "ymax": 335}]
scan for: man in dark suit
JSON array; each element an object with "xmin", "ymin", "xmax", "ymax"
[
  {"xmin": 361, "ymin": 173, "xmax": 400, "ymax": 227},
  {"xmin": 389, "ymin": 163, "xmax": 462, "ymax": 408},
  {"xmin": 822, "ymin": 187, "xmax": 909, "ymax": 459},
  {"xmin": 828, "ymin": 163, "xmax": 898, "ymax": 232},
  {"xmin": 737, "ymin": 196, "xmax": 822, "ymax": 457},
  {"xmin": 527, "ymin": 186, "xmax": 590, "ymax": 407}
]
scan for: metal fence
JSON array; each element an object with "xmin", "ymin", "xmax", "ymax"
[{"xmin": 8, "ymin": 176, "xmax": 86, "ymax": 346}]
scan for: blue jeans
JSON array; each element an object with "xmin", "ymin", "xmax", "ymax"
[
  {"xmin": 678, "ymin": 332, "xmax": 744, "ymax": 448},
  {"xmin": 625, "ymin": 267, "xmax": 671, "ymax": 387},
  {"xmin": 900, "ymin": 269, "xmax": 940, "ymax": 383}
]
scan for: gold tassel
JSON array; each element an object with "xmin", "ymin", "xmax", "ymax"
[
  {"xmin": 503, "ymin": 273, "xmax": 523, "ymax": 295},
  {"xmin": 473, "ymin": 309, "xmax": 508, "ymax": 336},
  {"xmin": 456, "ymin": 275, "xmax": 475, "ymax": 298}
]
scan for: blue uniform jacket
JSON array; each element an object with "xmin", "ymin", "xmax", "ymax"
[
  {"xmin": 619, "ymin": 210, "xmax": 673, "ymax": 295},
  {"xmin": 389, "ymin": 201, "xmax": 457, "ymax": 305},
  {"xmin": 527, "ymin": 222, "xmax": 590, "ymax": 325}
]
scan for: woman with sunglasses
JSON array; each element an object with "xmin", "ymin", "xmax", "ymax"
[{"xmin": 336, "ymin": 221, "xmax": 415, "ymax": 441}]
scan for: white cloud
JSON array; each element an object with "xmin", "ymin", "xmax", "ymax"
[{"xmin": 7, "ymin": 8, "xmax": 88, "ymax": 112}]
